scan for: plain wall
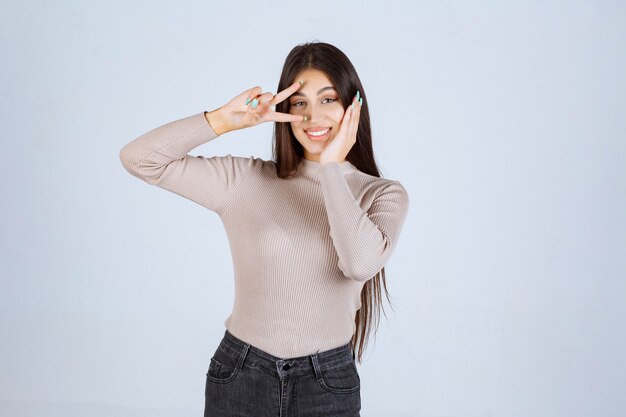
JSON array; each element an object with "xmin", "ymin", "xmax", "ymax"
[{"xmin": 1, "ymin": 1, "xmax": 624, "ymax": 416}]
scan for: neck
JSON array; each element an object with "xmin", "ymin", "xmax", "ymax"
[{"xmin": 298, "ymin": 158, "xmax": 357, "ymax": 176}]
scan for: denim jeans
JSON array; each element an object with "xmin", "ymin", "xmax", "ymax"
[{"xmin": 204, "ymin": 329, "xmax": 361, "ymax": 417}]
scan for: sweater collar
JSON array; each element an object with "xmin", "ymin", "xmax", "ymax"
[{"xmin": 298, "ymin": 158, "xmax": 358, "ymax": 176}]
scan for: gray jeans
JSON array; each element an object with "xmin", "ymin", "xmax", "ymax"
[{"xmin": 204, "ymin": 329, "xmax": 361, "ymax": 417}]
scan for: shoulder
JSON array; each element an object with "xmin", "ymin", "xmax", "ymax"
[
  {"xmin": 217, "ymin": 154, "xmax": 269, "ymax": 170},
  {"xmin": 349, "ymin": 170, "xmax": 408, "ymax": 195},
  {"xmin": 375, "ymin": 178, "xmax": 409, "ymax": 208},
  {"xmin": 222, "ymin": 154, "xmax": 277, "ymax": 177},
  {"xmin": 348, "ymin": 170, "xmax": 409, "ymax": 209}
]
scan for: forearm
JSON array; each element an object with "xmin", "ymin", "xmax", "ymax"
[{"xmin": 316, "ymin": 162, "xmax": 409, "ymax": 281}]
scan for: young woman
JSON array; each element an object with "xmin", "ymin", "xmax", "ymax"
[{"xmin": 120, "ymin": 41, "xmax": 409, "ymax": 417}]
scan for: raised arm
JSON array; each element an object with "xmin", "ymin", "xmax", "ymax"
[
  {"xmin": 119, "ymin": 83, "xmax": 306, "ymax": 213},
  {"xmin": 119, "ymin": 109, "xmax": 254, "ymax": 214},
  {"xmin": 316, "ymin": 162, "xmax": 410, "ymax": 282}
]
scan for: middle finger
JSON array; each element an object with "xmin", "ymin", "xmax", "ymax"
[{"xmin": 270, "ymin": 80, "xmax": 303, "ymax": 106}]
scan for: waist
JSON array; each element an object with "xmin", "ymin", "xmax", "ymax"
[{"xmin": 217, "ymin": 329, "xmax": 356, "ymax": 378}]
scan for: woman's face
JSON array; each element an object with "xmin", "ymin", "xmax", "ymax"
[{"xmin": 288, "ymin": 68, "xmax": 346, "ymax": 162}]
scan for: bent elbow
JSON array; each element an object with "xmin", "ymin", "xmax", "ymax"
[
  {"xmin": 118, "ymin": 144, "xmax": 163, "ymax": 184},
  {"xmin": 337, "ymin": 260, "xmax": 379, "ymax": 282},
  {"xmin": 119, "ymin": 145, "xmax": 137, "ymax": 175},
  {"xmin": 337, "ymin": 246, "xmax": 395, "ymax": 282},
  {"xmin": 348, "ymin": 271, "xmax": 376, "ymax": 282}
]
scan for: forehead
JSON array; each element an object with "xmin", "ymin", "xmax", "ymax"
[
  {"xmin": 295, "ymin": 68, "xmax": 332, "ymax": 84},
  {"xmin": 291, "ymin": 69, "xmax": 336, "ymax": 97}
]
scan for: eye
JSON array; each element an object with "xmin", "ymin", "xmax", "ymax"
[{"xmin": 292, "ymin": 98, "xmax": 336, "ymax": 107}]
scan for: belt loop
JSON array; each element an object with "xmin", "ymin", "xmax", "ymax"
[
  {"xmin": 309, "ymin": 353, "xmax": 323, "ymax": 382},
  {"xmin": 236, "ymin": 343, "xmax": 250, "ymax": 370},
  {"xmin": 349, "ymin": 339, "xmax": 356, "ymax": 361}
]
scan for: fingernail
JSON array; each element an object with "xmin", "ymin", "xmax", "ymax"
[
  {"xmin": 356, "ymin": 90, "xmax": 360, "ymax": 101},
  {"xmin": 351, "ymin": 102, "xmax": 354, "ymax": 109},
  {"xmin": 251, "ymin": 98, "xmax": 258, "ymax": 108},
  {"xmin": 359, "ymin": 97, "xmax": 363, "ymax": 105},
  {"xmin": 298, "ymin": 80, "xmax": 304, "ymax": 86},
  {"xmin": 303, "ymin": 115, "xmax": 308, "ymax": 121},
  {"xmin": 245, "ymin": 98, "xmax": 251, "ymax": 105}
]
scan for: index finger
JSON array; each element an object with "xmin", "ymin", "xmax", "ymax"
[{"xmin": 270, "ymin": 80, "xmax": 303, "ymax": 106}]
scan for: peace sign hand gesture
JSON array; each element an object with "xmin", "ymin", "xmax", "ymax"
[{"xmin": 206, "ymin": 82, "xmax": 306, "ymax": 135}]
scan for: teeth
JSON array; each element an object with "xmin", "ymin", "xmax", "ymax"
[{"xmin": 307, "ymin": 129, "xmax": 329, "ymax": 136}]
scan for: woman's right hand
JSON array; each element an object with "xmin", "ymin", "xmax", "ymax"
[{"xmin": 206, "ymin": 81, "xmax": 306, "ymax": 135}]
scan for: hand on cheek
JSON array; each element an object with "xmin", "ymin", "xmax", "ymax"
[{"xmin": 319, "ymin": 92, "xmax": 363, "ymax": 164}]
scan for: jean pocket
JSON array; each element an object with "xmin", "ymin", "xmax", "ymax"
[
  {"xmin": 205, "ymin": 347, "xmax": 241, "ymax": 384},
  {"xmin": 317, "ymin": 359, "xmax": 361, "ymax": 394}
]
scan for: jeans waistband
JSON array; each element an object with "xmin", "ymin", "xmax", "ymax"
[{"xmin": 216, "ymin": 329, "xmax": 357, "ymax": 379}]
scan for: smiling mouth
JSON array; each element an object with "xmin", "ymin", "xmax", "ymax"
[{"xmin": 306, "ymin": 127, "xmax": 331, "ymax": 140}]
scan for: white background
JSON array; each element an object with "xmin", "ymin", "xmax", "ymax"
[{"xmin": 1, "ymin": 1, "xmax": 624, "ymax": 416}]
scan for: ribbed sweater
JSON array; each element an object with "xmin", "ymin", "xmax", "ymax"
[{"xmin": 119, "ymin": 111, "xmax": 409, "ymax": 358}]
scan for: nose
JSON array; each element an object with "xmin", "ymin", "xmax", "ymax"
[{"xmin": 303, "ymin": 103, "xmax": 327, "ymax": 124}]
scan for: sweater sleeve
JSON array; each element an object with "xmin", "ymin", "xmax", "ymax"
[
  {"xmin": 316, "ymin": 161, "xmax": 410, "ymax": 282},
  {"xmin": 119, "ymin": 111, "xmax": 254, "ymax": 214}
]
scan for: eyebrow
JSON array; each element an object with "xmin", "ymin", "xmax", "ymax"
[{"xmin": 291, "ymin": 86, "xmax": 336, "ymax": 98}]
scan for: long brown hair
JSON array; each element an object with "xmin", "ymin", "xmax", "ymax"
[{"xmin": 272, "ymin": 41, "xmax": 395, "ymax": 364}]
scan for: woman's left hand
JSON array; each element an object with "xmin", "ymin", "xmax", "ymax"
[{"xmin": 319, "ymin": 93, "xmax": 362, "ymax": 164}]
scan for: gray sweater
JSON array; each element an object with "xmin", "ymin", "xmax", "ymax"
[{"xmin": 119, "ymin": 111, "xmax": 409, "ymax": 358}]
